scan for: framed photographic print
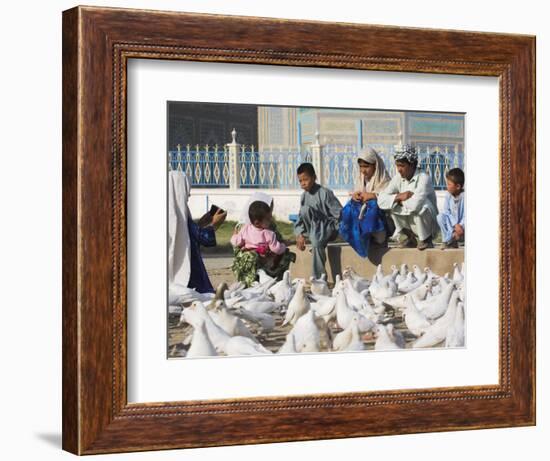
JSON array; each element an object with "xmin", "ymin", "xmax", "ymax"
[{"xmin": 62, "ymin": 5, "xmax": 535, "ymax": 455}]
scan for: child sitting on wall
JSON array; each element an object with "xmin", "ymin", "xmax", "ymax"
[
  {"xmin": 294, "ymin": 163, "xmax": 342, "ymax": 279},
  {"xmin": 437, "ymin": 168, "xmax": 465, "ymax": 249}
]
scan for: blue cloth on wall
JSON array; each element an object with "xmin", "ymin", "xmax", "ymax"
[
  {"xmin": 187, "ymin": 220, "xmax": 216, "ymax": 293},
  {"xmin": 339, "ymin": 199, "xmax": 386, "ymax": 257}
]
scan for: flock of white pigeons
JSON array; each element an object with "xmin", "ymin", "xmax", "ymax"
[{"xmin": 169, "ymin": 262, "xmax": 465, "ymax": 358}]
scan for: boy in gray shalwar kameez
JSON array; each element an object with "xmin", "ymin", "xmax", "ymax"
[{"xmin": 294, "ymin": 163, "xmax": 343, "ymax": 279}]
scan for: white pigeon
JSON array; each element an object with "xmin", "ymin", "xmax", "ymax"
[
  {"xmin": 223, "ymin": 294, "xmax": 246, "ymax": 308},
  {"xmin": 374, "ymin": 323, "xmax": 405, "ymax": 351},
  {"xmin": 278, "ymin": 331, "xmax": 297, "ymax": 354},
  {"xmin": 310, "ymin": 296, "xmax": 337, "ymax": 323},
  {"xmin": 381, "ymin": 283, "xmax": 431, "ymax": 310},
  {"xmin": 424, "ymin": 267, "xmax": 439, "ymax": 281},
  {"xmin": 332, "ymin": 323, "xmax": 353, "ymax": 351},
  {"xmin": 335, "ymin": 286, "xmax": 356, "ymax": 329},
  {"xmin": 290, "ymin": 309, "xmax": 321, "ymax": 352},
  {"xmin": 234, "ymin": 307, "xmax": 276, "ymax": 332},
  {"xmin": 413, "ymin": 292, "xmax": 461, "ymax": 348},
  {"xmin": 209, "ymin": 301, "xmax": 256, "ymax": 340},
  {"xmin": 358, "ymin": 300, "xmax": 384, "ymax": 323},
  {"xmin": 397, "ymin": 272, "xmax": 416, "ymax": 293},
  {"xmin": 354, "ymin": 311, "xmax": 377, "ymax": 333},
  {"xmin": 374, "ymin": 264, "xmax": 384, "ymax": 283},
  {"xmin": 398, "ymin": 271, "xmax": 428, "ymax": 293},
  {"xmin": 169, "ymin": 284, "xmax": 214, "ymax": 305},
  {"xmin": 412, "ymin": 264, "xmax": 425, "ymax": 280},
  {"xmin": 369, "ymin": 278, "xmax": 397, "ymax": 301},
  {"xmin": 310, "ymin": 274, "xmax": 331, "ymax": 297},
  {"xmin": 452, "ymin": 262, "xmax": 464, "ymax": 282},
  {"xmin": 343, "ymin": 320, "xmax": 365, "ymax": 351},
  {"xmin": 416, "ymin": 283, "xmax": 456, "ymax": 320},
  {"xmin": 224, "ymin": 336, "xmax": 273, "ymax": 356},
  {"xmin": 183, "ymin": 302, "xmax": 268, "ymax": 355},
  {"xmin": 403, "ymin": 295, "xmax": 432, "ymax": 337},
  {"xmin": 439, "ymin": 273, "xmax": 452, "ymax": 289},
  {"xmin": 331, "ymin": 274, "xmax": 342, "ymax": 296},
  {"xmin": 207, "ymin": 282, "xmax": 230, "ymax": 309},
  {"xmin": 236, "ymin": 300, "xmax": 282, "ymax": 314},
  {"xmin": 282, "ymin": 280, "xmax": 310, "ymax": 326},
  {"xmin": 334, "ymin": 286, "xmax": 375, "ymax": 332},
  {"xmin": 457, "ymin": 286, "xmax": 465, "ymax": 303},
  {"xmin": 223, "ymin": 282, "xmax": 244, "ymax": 299},
  {"xmin": 445, "ymin": 301, "xmax": 465, "ymax": 347},
  {"xmin": 226, "ymin": 280, "xmax": 245, "ymax": 294},
  {"xmin": 291, "ymin": 277, "xmax": 306, "ymax": 286},
  {"xmin": 380, "ymin": 267, "xmax": 399, "ymax": 286},
  {"xmin": 343, "ymin": 278, "xmax": 369, "ymax": 310},
  {"xmin": 395, "ymin": 264, "xmax": 409, "ymax": 286},
  {"xmin": 240, "ymin": 277, "xmax": 278, "ymax": 297},
  {"xmin": 343, "ymin": 267, "xmax": 371, "ymax": 292},
  {"xmin": 181, "ymin": 302, "xmax": 229, "ymax": 352},
  {"xmin": 225, "ymin": 288, "xmax": 272, "ymax": 303},
  {"xmin": 257, "ymin": 269, "xmax": 276, "ymax": 285},
  {"xmin": 268, "ymin": 271, "xmax": 295, "ymax": 304},
  {"xmin": 168, "ymin": 304, "xmax": 183, "ymax": 315},
  {"xmin": 186, "ymin": 319, "xmax": 218, "ymax": 358}
]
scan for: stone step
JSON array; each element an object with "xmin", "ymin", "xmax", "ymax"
[{"xmin": 289, "ymin": 243, "xmax": 464, "ymax": 283}]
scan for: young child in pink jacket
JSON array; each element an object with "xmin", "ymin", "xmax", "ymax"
[{"xmin": 230, "ymin": 200, "xmax": 295, "ymax": 286}]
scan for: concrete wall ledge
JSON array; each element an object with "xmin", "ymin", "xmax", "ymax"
[{"xmin": 288, "ymin": 243, "xmax": 464, "ymax": 283}]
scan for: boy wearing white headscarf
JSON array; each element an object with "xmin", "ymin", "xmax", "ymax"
[{"xmin": 378, "ymin": 145, "xmax": 439, "ymax": 250}]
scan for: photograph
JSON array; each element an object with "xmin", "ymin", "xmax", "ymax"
[{"xmin": 167, "ymin": 102, "xmax": 466, "ymax": 358}]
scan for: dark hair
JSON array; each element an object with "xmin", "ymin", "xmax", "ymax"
[
  {"xmin": 248, "ymin": 200, "xmax": 272, "ymax": 224},
  {"xmin": 297, "ymin": 162, "xmax": 316, "ymax": 178},
  {"xmin": 446, "ymin": 168, "xmax": 465, "ymax": 188}
]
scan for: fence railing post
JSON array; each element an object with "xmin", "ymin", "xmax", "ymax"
[
  {"xmin": 311, "ymin": 131, "xmax": 323, "ymax": 185},
  {"xmin": 226, "ymin": 128, "xmax": 240, "ymax": 190}
]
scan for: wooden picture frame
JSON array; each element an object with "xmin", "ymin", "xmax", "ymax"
[{"xmin": 62, "ymin": 5, "xmax": 535, "ymax": 455}]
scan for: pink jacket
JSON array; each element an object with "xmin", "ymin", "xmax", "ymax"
[{"xmin": 230, "ymin": 224, "xmax": 286, "ymax": 255}]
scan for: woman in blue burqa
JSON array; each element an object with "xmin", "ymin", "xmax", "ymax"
[
  {"xmin": 339, "ymin": 147, "xmax": 393, "ymax": 257},
  {"xmin": 168, "ymin": 171, "xmax": 226, "ymax": 296}
]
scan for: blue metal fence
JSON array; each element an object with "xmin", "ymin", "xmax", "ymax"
[
  {"xmin": 168, "ymin": 144, "xmax": 463, "ymax": 191},
  {"xmin": 168, "ymin": 145, "xmax": 229, "ymax": 188},
  {"xmin": 238, "ymin": 147, "xmax": 311, "ymax": 189}
]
